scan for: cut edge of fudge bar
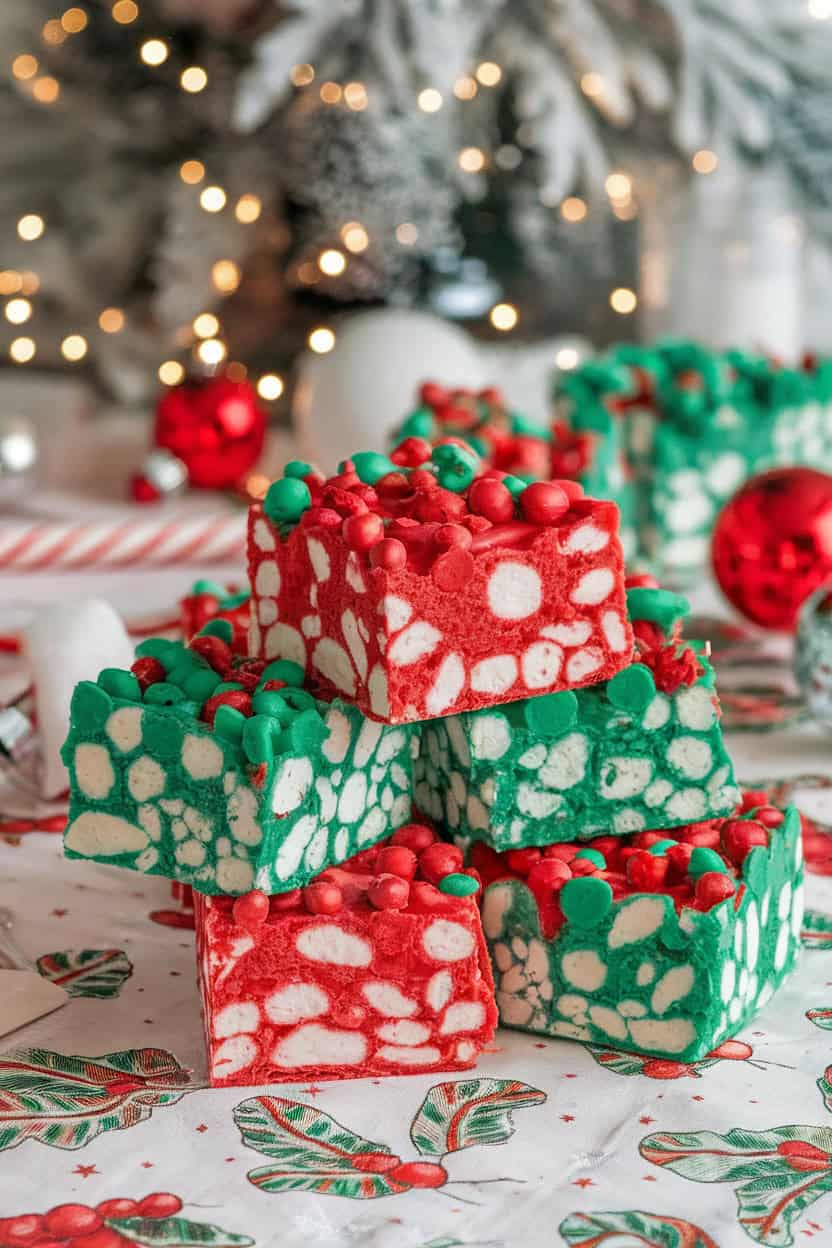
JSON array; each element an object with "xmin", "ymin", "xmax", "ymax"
[
  {"xmin": 247, "ymin": 442, "xmax": 633, "ymax": 723},
  {"xmin": 478, "ymin": 800, "xmax": 804, "ymax": 1062},
  {"xmin": 62, "ymin": 637, "xmax": 413, "ymax": 895},
  {"xmin": 195, "ymin": 823, "xmax": 497, "ymax": 1085}
]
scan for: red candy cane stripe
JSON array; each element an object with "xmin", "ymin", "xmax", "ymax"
[{"xmin": 0, "ymin": 516, "xmax": 245, "ymax": 570}]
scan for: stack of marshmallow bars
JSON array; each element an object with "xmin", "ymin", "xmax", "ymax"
[{"xmin": 62, "ymin": 430, "xmax": 804, "ymax": 1086}]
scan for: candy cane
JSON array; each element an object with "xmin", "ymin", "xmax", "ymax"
[{"xmin": 0, "ymin": 514, "xmax": 246, "ymax": 570}]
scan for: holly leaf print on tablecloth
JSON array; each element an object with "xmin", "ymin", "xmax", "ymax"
[
  {"xmin": 409, "ymin": 1078, "xmax": 546, "ymax": 1156},
  {"xmin": 234, "ymin": 1095, "xmax": 411, "ymax": 1198},
  {"xmin": 36, "ymin": 948, "xmax": 133, "ymax": 998},
  {"xmin": 800, "ymin": 911, "xmax": 832, "ymax": 949},
  {"xmin": 808, "ymin": 1008, "xmax": 832, "ymax": 1031},
  {"xmin": 0, "ymin": 1046, "xmax": 192, "ymax": 1151},
  {"xmin": 107, "ymin": 1214, "xmax": 254, "ymax": 1246},
  {"xmin": 558, "ymin": 1209, "xmax": 718, "ymax": 1247},
  {"xmin": 640, "ymin": 1126, "xmax": 832, "ymax": 1246}
]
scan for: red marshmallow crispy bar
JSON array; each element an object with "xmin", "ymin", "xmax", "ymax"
[
  {"xmin": 195, "ymin": 825, "xmax": 497, "ymax": 1086},
  {"xmin": 247, "ymin": 444, "xmax": 632, "ymax": 724}
]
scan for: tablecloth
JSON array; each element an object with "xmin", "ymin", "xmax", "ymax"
[{"xmin": 2, "ymin": 571, "xmax": 832, "ymax": 1248}]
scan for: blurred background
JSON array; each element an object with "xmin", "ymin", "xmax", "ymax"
[{"xmin": 3, "ymin": 0, "xmax": 832, "ymax": 417}]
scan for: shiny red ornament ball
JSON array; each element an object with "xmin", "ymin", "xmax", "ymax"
[
  {"xmin": 154, "ymin": 376, "xmax": 266, "ymax": 490},
  {"xmin": 711, "ymin": 467, "xmax": 832, "ymax": 631}
]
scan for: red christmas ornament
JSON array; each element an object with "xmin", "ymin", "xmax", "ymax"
[
  {"xmin": 711, "ymin": 467, "xmax": 832, "ymax": 631},
  {"xmin": 154, "ymin": 376, "xmax": 266, "ymax": 490}
]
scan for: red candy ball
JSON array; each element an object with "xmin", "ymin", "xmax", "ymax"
[
  {"xmin": 374, "ymin": 845, "xmax": 418, "ymax": 880},
  {"xmin": 505, "ymin": 848, "xmax": 542, "ymax": 876},
  {"xmin": 201, "ymin": 689, "xmax": 253, "ymax": 726},
  {"xmin": 44, "ymin": 1207, "xmax": 102, "ymax": 1238},
  {"xmin": 434, "ymin": 523, "xmax": 472, "ymax": 550},
  {"xmin": 137, "ymin": 1194, "xmax": 183, "ymax": 1219},
  {"xmin": 370, "ymin": 537, "xmax": 407, "ymax": 571},
  {"xmin": 694, "ymin": 871, "xmax": 736, "ymax": 910},
  {"xmin": 413, "ymin": 489, "xmax": 467, "ymax": 524},
  {"xmin": 754, "ymin": 805, "xmax": 785, "ymax": 828},
  {"xmin": 467, "ymin": 478, "xmax": 514, "ymax": 524},
  {"xmin": 368, "ymin": 873, "xmax": 411, "ymax": 910},
  {"xmin": 520, "ymin": 481, "xmax": 571, "ymax": 525},
  {"xmin": 189, "ymin": 634, "xmax": 233, "ymax": 674},
  {"xmin": 233, "ymin": 890, "xmax": 270, "ymax": 929},
  {"xmin": 626, "ymin": 850, "xmax": 668, "ymax": 892},
  {"xmin": 154, "ymin": 376, "xmax": 266, "ymax": 490},
  {"xmin": 343, "ymin": 512, "xmax": 384, "ymax": 552},
  {"xmin": 304, "ymin": 882, "xmax": 344, "ymax": 914},
  {"xmin": 418, "ymin": 842, "xmax": 464, "ymax": 883},
  {"xmin": 131, "ymin": 656, "xmax": 166, "ymax": 691},
  {"xmin": 711, "ymin": 467, "xmax": 832, "ymax": 630},
  {"xmin": 527, "ymin": 859, "xmax": 572, "ymax": 890},
  {"xmin": 420, "ymin": 382, "xmax": 447, "ymax": 407},
  {"xmin": 391, "ymin": 437, "xmax": 432, "ymax": 467},
  {"xmin": 721, "ymin": 819, "xmax": 768, "ymax": 866},
  {"xmin": 392, "ymin": 823, "xmax": 436, "ymax": 852}
]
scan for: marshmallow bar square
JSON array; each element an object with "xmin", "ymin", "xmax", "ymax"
[
  {"xmin": 194, "ymin": 838, "xmax": 497, "ymax": 1086},
  {"xmin": 479, "ymin": 805, "xmax": 804, "ymax": 1061},
  {"xmin": 414, "ymin": 645, "xmax": 739, "ymax": 850}
]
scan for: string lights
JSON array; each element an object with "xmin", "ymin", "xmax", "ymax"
[
  {"xmin": 17, "ymin": 215, "xmax": 44, "ymax": 241},
  {"xmin": 5, "ymin": 299, "xmax": 32, "ymax": 325},
  {"xmin": 257, "ymin": 374, "xmax": 284, "ymax": 400}
]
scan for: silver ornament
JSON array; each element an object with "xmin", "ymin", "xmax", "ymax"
[
  {"xmin": 0, "ymin": 415, "xmax": 38, "ymax": 506},
  {"xmin": 143, "ymin": 447, "xmax": 188, "ymax": 498},
  {"xmin": 795, "ymin": 582, "xmax": 832, "ymax": 727}
]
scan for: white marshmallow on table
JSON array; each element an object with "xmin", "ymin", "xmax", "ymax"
[{"xmin": 26, "ymin": 598, "xmax": 135, "ymax": 799}]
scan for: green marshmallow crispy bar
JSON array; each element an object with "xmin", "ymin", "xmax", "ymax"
[
  {"xmin": 413, "ymin": 650, "xmax": 738, "ymax": 850},
  {"xmin": 554, "ymin": 341, "xmax": 832, "ymax": 580},
  {"xmin": 62, "ymin": 678, "xmax": 414, "ymax": 896},
  {"xmin": 481, "ymin": 807, "xmax": 804, "ymax": 1061}
]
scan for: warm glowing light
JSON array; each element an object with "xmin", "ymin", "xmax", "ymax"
[
  {"xmin": 612, "ymin": 200, "xmax": 637, "ymax": 221},
  {"xmin": 111, "ymin": 0, "xmax": 139, "ymax": 23},
  {"xmin": 257, "ymin": 373, "xmax": 284, "ymax": 400},
  {"xmin": 158, "ymin": 360, "xmax": 184, "ymax": 385},
  {"xmin": 10, "ymin": 337, "xmax": 36, "ymax": 363},
  {"xmin": 808, "ymin": 0, "xmax": 832, "ymax": 16},
  {"xmin": 181, "ymin": 66, "xmax": 207, "ymax": 93},
  {"xmin": 20, "ymin": 271, "xmax": 39, "ymax": 294},
  {"xmin": 560, "ymin": 196, "xmax": 587, "ymax": 223},
  {"xmin": 245, "ymin": 472, "xmax": 270, "ymax": 499},
  {"xmin": 555, "ymin": 347, "xmax": 580, "ymax": 370},
  {"xmin": 199, "ymin": 186, "xmax": 226, "ymax": 213},
  {"xmin": 297, "ymin": 262, "xmax": 320, "ymax": 286},
  {"xmin": 320, "ymin": 81, "xmax": 341, "ymax": 104},
  {"xmin": 395, "ymin": 223, "xmax": 418, "ymax": 245},
  {"xmin": 692, "ymin": 148, "xmax": 719, "ymax": 174},
  {"xmin": 319, "ymin": 249, "xmax": 346, "ymax": 276},
  {"xmin": 290, "ymin": 63, "xmax": 314, "ymax": 86},
  {"xmin": 341, "ymin": 222, "xmax": 369, "ymax": 253},
  {"xmin": 98, "ymin": 307, "xmax": 125, "ymax": 333},
  {"xmin": 32, "ymin": 76, "xmax": 60, "ymax": 103},
  {"xmin": 212, "ymin": 259, "xmax": 241, "ymax": 293},
  {"xmin": 140, "ymin": 39, "xmax": 168, "ymax": 67},
  {"xmin": 226, "ymin": 361, "xmax": 247, "ymax": 382},
  {"xmin": 17, "ymin": 214, "xmax": 44, "ymax": 241},
  {"xmin": 458, "ymin": 147, "xmax": 485, "ymax": 173},
  {"xmin": 5, "ymin": 299, "xmax": 32, "ymax": 325},
  {"xmin": 308, "ymin": 327, "xmax": 335, "ymax": 354},
  {"xmin": 490, "ymin": 303, "xmax": 518, "ymax": 331},
  {"xmin": 61, "ymin": 8, "xmax": 88, "ymax": 32},
  {"xmin": 193, "ymin": 312, "xmax": 220, "ymax": 339},
  {"xmin": 42, "ymin": 20, "xmax": 67, "ymax": 45},
  {"xmin": 475, "ymin": 61, "xmax": 502, "ymax": 87},
  {"xmin": 235, "ymin": 194, "xmax": 261, "ymax": 223},
  {"xmin": 418, "ymin": 88, "xmax": 443, "ymax": 113},
  {"xmin": 605, "ymin": 172, "xmax": 632, "ymax": 200},
  {"xmin": 453, "ymin": 75, "xmax": 477, "ymax": 100},
  {"xmin": 580, "ymin": 71, "xmax": 604, "ymax": 98},
  {"xmin": 344, "ymin": 81, "xmax": 367, "ymax": 110},
  {"xmin": 12, "ymin": 55, "xmax": 38, "ymax": 80},
  {"xmin": 610, "ymin": 287, "xmax": 637, "ymax": 314},
  {"xmin": 197, "ymin": 338, "xmax": 226, "ymax": 366},
  {"xmin": 0, "ymin": 272, "xmax": 22, "ymax": 295},
  {"xmin": 61, "ymin": 334, "xmax": 87, "ymax": 361},
  {"xmin": 180, "ymin": 159, "xmax": 205, "ymax": 185}
]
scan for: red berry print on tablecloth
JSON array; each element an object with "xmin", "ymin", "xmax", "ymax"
[
  {"xmin": 640, "ymin": 1125, "xmax": 832, "ymax": 1246},
  {"xmin": 234, "ymin": 1077, "xmax": 545, "ymax": 1200},
  {"xmin": 36, "ymin": 949, "xmax": 133, "ymax": 999},
  {"xmin": 0, "ymin": 1047, "xmax": 192, "ymax": 1151},
  {"xmin": 0, "ymin": 1193, "xmax": 253, "ymax": 1248},
  {"xmin": 584, "ymin": 1039, "xmax": 789, "ymax": 1081},
  {"xmin": 558, "ymin": 1209, "xmax": 718, "ymax": 1247}
]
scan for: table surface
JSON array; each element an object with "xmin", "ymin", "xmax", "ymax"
[{"xmin": 2, "ymin": 568, "xmax": 832, "ymax": 1248}]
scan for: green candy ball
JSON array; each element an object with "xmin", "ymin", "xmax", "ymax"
[
  {"xmin": 350, "ymin": 451, "xmax": 397, "ymax": 485},
  {"xmin": 438, "ymin": 873, "xmax": 479, "ymax": 897},
  {"xmin": 252, "ymin": 691, "xmax": 292, "ymax": 724},
  {"xmin": 502, "ymin": 475, "xmax": 528, "ymax": 499},
  {"xmin": 524, "ymin": 691, "xmax": 578, "ymax": 737},
  {"xmin": 284, "ymin": 459, "xmax": 314, "ymax": 479},
  {"xmin": 70, "ymin": 682, "xmax": 112, "ymax": 732},
  {"xmin": 607, "ymin": 664, "xmax": 656, "ymax": 714},
  {"xmin": 261, "ymin": 659, "xmax": 305, "ymax": 688},
  {"xmin": 143, "ymin": 682, "xmax": 186, "ymax": 707},
  {"xmin": 432, "ymin": 444, "xmax": 477, "ymax": 493},
  {"xmin": 573, "ymin": 847, "xmax": 606, "ymax": 869},
  {"xmin": 398, "ymin": 408, "xmax": 435, "ymax": 440},
  {"xmin": 200, "ymin": 619, "xmax": 233, "ymax": 644},
  {"xmin": 243, "ymin": 714, "xmax": 276, "ymax": 764},
  {"xmin": 98, "ymin": 668, "xmax": 141, "ymax": 702},
  {"xmin": 560, "ymin": 877, "xmax": 613, "ymax": 927},
  {"xmin": 264, "ymin": 477, "xmax": 311, "ymax": 525},
  {"xmin": 647, "ymin": 839, "xmax": 679, "ymax": 857},
  {"xmin": 134, "ymin": 637, "xmax": 177, "ymax": 666},
  {"xmin": 192, "ymin": 579, "xmax": 227, "ymax": 598},
  {"xmin": 290, "ymin": 708, "xmax": 328, "ymax": 752},
  {"xmin": 183, "ymin": 668, "xmax": 222, "ymax": 703},
  {"xmin": 214, "ymin": 705, "xmax": 246, "ymax": 744},
  {"xmin": 688, "ymin": 846, "xmax": 729, "ymax": 878}
]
